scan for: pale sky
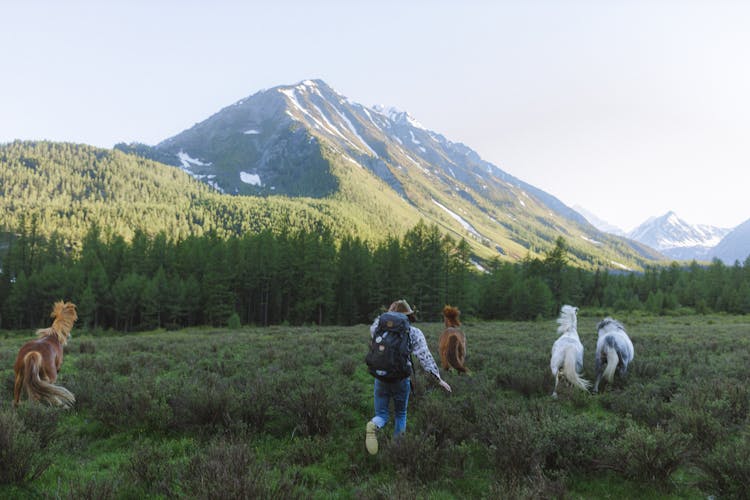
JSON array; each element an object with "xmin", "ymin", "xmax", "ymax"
[{"xmin": 3, "ymin": 0, "xmax": 749, "ymax": 232}]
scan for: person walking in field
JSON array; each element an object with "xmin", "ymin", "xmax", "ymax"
[{"xmin": 364, "ymin": 299, "xmax": 451, "ymax": 455}]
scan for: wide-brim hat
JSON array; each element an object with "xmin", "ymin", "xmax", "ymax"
[{"xmin": 389, "ymin": 299, "xmax": 416, "ymax": 317}]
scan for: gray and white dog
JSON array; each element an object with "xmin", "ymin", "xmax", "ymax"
[{"xmin": 593, "ymin": 317, "xmax": 634, "ymax": 393}]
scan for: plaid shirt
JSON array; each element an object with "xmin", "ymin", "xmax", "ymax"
[{"xmin": 370, "ymin": 316, "xmax": 442, "ymax": 380}]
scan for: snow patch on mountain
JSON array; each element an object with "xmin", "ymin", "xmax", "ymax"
[
  {"xmin": 280, "ymin": 82, "xmax": 380, "ymax": 157},
  {"xmin": 240, "ymin": 172, "xmax": 261, "ymax": 186},
  {"xmin": 372, "ymin": 105, "xmax": 426, "ymax": 130},
  {"xmin": 192, "ymin": 173, "xmax": 223, "ymax": 193},
  {"xmin": 177, "ymin": 150, "xmax": 211, "ymax": 171},
  {"xmin": 432, "ymin": 198, "xmax": 480, "ymax": 238},
  {"xmin": 610, "ymin": 260, "xmax": 633, "ymax": 271},
  {"xmin": 280, "ymin": 87, "xmax": 340, "ymax": 138},
  {"xmin": 331, "ymin": 105, "xmax": 378, "ymax": 157},
  {"xmin": 580, "ymin": 235, "xmax": 602, "ymax": 246}
]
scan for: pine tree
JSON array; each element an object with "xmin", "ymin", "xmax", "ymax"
[
  {"xmin": 112, "ymin": 272, "xmax": 146, "ymax": 331},
  {"xmin": 202, "ymin": 243, "xmax": 235, "ymax": 327}
]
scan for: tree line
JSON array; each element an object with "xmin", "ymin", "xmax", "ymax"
[{"xmin": 1, "ymin": 216, "xmax": 749, "ymax": 331}]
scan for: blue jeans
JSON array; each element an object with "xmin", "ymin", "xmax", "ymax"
[{"xmin": 372, "ymin": 377, "xmax": 411, "ymax": 436}]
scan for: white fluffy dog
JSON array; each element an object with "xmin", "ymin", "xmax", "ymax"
[
  {"xmin": 550, "ymin": 305, "xmax": 591, "ymax": 398},
  {"xmin": 593, "ymin": 317, "xmax": 635, "ymax": 393}
]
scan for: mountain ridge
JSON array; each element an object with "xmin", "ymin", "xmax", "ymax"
[
  {"xmin": 573, "ymin": 205, "xmax": 626, "ymax": 236},
  {"xmin": 710, "ymin": 217, "xmax": 750, "ymax": 264},
  {"xmin": 626, "ymin": 211, "xmax": 731, "ymax": 261},
  {"xmin": 114, "ymin": 79, "xmax": 664, "ymax": 270}
]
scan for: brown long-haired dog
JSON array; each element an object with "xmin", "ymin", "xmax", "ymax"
[
  {"xmin": 13, "ymin": 301, "xmax": 77, "ymax": 408},
  {"xmin": 438, "ymin": 305, "xmax": 468, "ymax": 373}
]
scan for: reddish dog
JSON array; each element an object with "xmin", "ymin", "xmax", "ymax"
[
  {"xmin": 13, "ymin": 301, "xmax": 77, "ymax": 408},
  {"xmin": 438, "ymin": 305, "xmax": 468, "ymax": 373}
]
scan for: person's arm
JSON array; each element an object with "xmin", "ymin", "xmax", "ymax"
[
  {"xmin": 410, "ymin": 327, "xmax": 452, "ymax": 392},
  {"xmin": 369, "ymin": 317, "xmax": 380, "ymax": 338}
]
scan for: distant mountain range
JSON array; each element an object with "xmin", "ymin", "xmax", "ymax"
[
  {"xmin": 628, "ymin": 211, "xmax": 730, "ymax": 261},
  {"xmin": 112, "ymin": 79, "xmax": 665, "ymax": 270},
  {"xmin": 710, "ymin": 218, "xmax": 750, "ymax": 264},
  {"xmin": 4, "ymin": 79, "xmax": 746, "ymax": 268},
  {"xmin": 579, "ymin": 208, "xmax": 748, "ymax": 264},
  {"xmin": 573, "ymin": 206, "xmax": 626, "ymax": 237}
]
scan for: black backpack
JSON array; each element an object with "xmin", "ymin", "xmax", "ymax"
[{"xmin": 365, "ymin": 311, "xmax": 413, "ymax": 381}]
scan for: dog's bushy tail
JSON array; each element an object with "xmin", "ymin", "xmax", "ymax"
[
  {"xmin": 563, "ymin": 347, "xmax": 591, "ymax": 392},
  {"xmin": 22, "ymin": 352, "xmax": 75, "ymax": 408},
  {"xmin": 602, "ymin": 345, "xmax": 618, "ymax": 383},
  {"xmin": 446, "ymin": 334, "xmax": 467, "ymax": 373}
]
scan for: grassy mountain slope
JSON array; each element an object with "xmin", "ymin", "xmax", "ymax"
[
  {"xmin": 0, "ymin": 141, "xmax": 414, "ymax": 250},
  {"xmin": 1, "ymin": 137, "xmax": 664, "ymax": 270}
]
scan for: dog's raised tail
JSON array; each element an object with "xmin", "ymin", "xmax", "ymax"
[
  {"xmin": 563, "ymin": 347, "xmax": 591, "ymax": 392},
  {"xmin": 446, "ymin": 334, "xmax": 467, "ymax": 373},
  {"xmin": 602, "ymin": 345, "xmax": 619, "ymax": 383},
  {"xmin": 21, "ymin": 351, "xmax": 75, "ymax": 408}
]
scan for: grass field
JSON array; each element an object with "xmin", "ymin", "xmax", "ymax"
[{"xmin": 1, "ymin": 313, "xmax": 749, "ymax": 498}]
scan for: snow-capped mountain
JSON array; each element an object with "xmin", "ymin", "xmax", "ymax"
[
  {"xmin": 147, "ymin": 79, "xmax": 588, "ymax": 221},
  {"xmin": 116, "ymin": 79, "xmax": 665, "ymax": 269},
  {"xmin": 710, "ymin": 217, "xmax": 750, "ymax": 264},
  {"xmin": 573, "ymin": 205, "xmax": 626, "ymax": 236},
  {"xmin": 627, "ymin": 211, "xmax": 731, "ymax": 261}
]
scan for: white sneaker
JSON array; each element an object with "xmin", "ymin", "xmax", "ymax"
[{"xmin": 365, "ymin": 421, "xmax": 378, "ymax": 455}]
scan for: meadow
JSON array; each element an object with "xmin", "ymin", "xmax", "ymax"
[{"xmin": 1, "ymin": 313, "xmax": 749, "ymax": 499}]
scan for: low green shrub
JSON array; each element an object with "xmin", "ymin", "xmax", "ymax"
[
  {"xmin": 15, "ymin": 403, "xmax": 61, "ymax": 449},
  {"xmin": 413, "ymin": 392, "xmax": 477, "ymax": 446},
  {"xmin": 339, "ymin": 356, "xmax": 357, "ymax": 377},
  {"xmin": 166, "ymin": 373, "xmax": 232, "ymax": 432},
  {"xmin": 88, "ymin": 376, "xmax": 171, "ymax": 432},
  {"xmin": 598, "ymin": 384, "xmax": 673, "ymax": 427},
  {"xmin": 603, "ymin": 424, "xmax": 691, "ymax": 486},
  {"xmin": 232, "ymin": 376, "xmax": 280, "ymax": 434},
  {"xmin": 539, "ymin": 413, "xmax": 618, "ymax": 473},
  {"xmin": 48, "ymin": 476, "xmax": 119, "ymax": 499},
  {"xmin": 697, "ymin": 432, "xmax": 750, "ymax": 499},
  {"xmin": 672, "ymin": 405, "xmax": 723, "ymax": 450},
  {"xmin": 383, "ymin": 432, "xmax": 446, "ymax": 483},
  {"xmin": 283, "ymin": 435, "xmax": 327, "ymax": 466},
  {"xmin": 77, "ymin": 340, "xmax": 96, "ymax": 354},
  {"xmin": 0, "ymin": 407, "xmax": 48, "ymax": 485},
  {"xmin": 488, "ymin": 467, "xmax": 567, "ymax": 499},
  {"xmin": 355, "ymin": 473, "xmax": 424, "ymax": 499},
  {"xmin": 483, "ymin": 411, "xmax": 542, "ymax": 478},
  {"xmin": 185, "ymin": 438, "xmax": 300, "ymax": 498},
  {"xmin": 123, "ymin": 440, "xmax": 182, "ymax": 498},
  {"xmin": 279, "ymin": 379, "xmax": 336, "ymax": 437},
  {"xmin": 494, "ymin": 368, "xmax": 549, "ymax": 398}
]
